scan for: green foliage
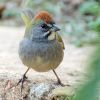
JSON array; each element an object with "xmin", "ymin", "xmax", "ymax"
[
  {"xmin": 71, "ymin": 2, "xmax": 100, "ymax": 99},
  {"xmin": 3, "ymin": 8, "xmax": 20, "ymax": 18},
  {"xmin": 89, "ymin": 17, "xmax": 100, "ymax": 33},
  {"xmin": 0, "ymin": 0, "xmax": 7, "ymax": 3},
  {"xmin": 72, "ymin": 43, "xmax": 100, "ymax": 100},
  {"xmin": 22, "ymin": 0, "xmax": 64, "ymax": 15},
  {"xmin": 61, "ymin": 0, "xmax": 100, "ymax": 46},
  {"xmin": 79, "ymin": 1, "xmax": 100, "ymax": 15},
  {"xmin": 62, "ymin": 20, "xmax": 97, "ymax": 47}
]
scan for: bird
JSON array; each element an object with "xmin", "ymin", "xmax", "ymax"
[{"xmin": 17, "ymin": 10, "xmax": 65, "ymax": 91}]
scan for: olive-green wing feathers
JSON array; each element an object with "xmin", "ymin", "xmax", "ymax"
[{"xmin": 56, "ymin": 33, "xmax": 65, "ymax": 49}]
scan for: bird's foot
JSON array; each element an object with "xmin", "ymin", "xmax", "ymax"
[
  {"xmin": 16, "ymin": 74, "xmax": 27, "ymax": 92},
  {"xmin": 56, "ymin": 79, "xmax": 65, "ymax": 87},
  {"xmin": 56, "ymin": 79, "xmax": 71, "ymax": 87}
]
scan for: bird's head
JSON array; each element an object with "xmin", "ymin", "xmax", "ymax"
[
  {"xmin": 21, "ymin": 10, "xmax": 60, "ymax": 41},
  {"xmin": 34, "ymin": 11, "xmax": 60, "ymax": 32}
]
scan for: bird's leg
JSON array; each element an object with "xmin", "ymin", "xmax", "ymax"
[
  {"xmin": 52, "ymin": 69, "xmax": 64, "ymax": 86},
  {"xmin": 16, "ymin": 68, "xmax": 30, "ymax": 92}
]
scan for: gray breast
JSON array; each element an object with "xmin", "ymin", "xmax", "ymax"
[{"xmin": 18, "ymin": 38, "xmax": 64, "ymax": 72}]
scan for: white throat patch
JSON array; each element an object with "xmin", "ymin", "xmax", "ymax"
[{"xmin": 48, "ymin": 32, "xmax": 56, "ymax": 40}]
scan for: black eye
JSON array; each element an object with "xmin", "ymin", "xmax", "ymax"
[{"xmin": 41, "ymin": 23, "xmax": 48, "ymax": 29}]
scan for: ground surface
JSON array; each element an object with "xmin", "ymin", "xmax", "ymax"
[{"xmin": 0, "ymin": 26, "xmax": 94, "ymax": 100}]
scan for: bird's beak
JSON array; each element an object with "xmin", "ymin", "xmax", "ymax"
[{"xmin": 51, "ymin": 24, "xmax": 60, "ymax": 32}]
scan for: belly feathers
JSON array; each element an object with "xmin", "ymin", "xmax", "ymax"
[{"xmin": 19, "ymin": 39, "xmax": 64, "ymax": 72}]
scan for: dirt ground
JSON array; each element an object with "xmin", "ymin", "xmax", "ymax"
[{"xmin": 0, "ymin": 26, "xmax": 94, "ymax": 100}]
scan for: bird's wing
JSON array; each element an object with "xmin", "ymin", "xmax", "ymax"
[{"xmin": 56, "ymin": 33, "xmax": 65, "ymax": 49}]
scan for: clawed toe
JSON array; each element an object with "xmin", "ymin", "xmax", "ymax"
[
  {"xmin": 16, "ymin": 68, "xmax": 30, "ymax": 92},
  {"xmin": 16, "ymin": 74, "xmax": 27, "ymax": 92},
  {"xmin": 56, "ymin": 80, "xmax": 65, "ymax": 86}
]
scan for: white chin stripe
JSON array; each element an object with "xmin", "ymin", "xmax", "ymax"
[{"xmin": 44, "ymin": 31, "xmax": 50, "ymax": 37}]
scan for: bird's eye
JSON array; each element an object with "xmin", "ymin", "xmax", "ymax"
[{"xmin": 41, "ymin": 23, "xmax": 48, "ymax": 29}]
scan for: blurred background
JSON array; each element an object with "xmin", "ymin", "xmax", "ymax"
[
  {"xmin": 0, "ymin": 0, "xmax": 100, "ymax": 46},
  {"xmin": 0, "ymin": 0, "xmax": 100, "ymax": 100}
]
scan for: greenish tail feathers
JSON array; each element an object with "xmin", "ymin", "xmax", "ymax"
[{"xmin": 21, "ymin": 8, "xmax": 34, "ymax": 27}]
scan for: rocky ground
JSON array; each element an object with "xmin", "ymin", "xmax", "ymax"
[{"xmin": 0, "ymin": 26, "xmax": 94, "ymax": 100}]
